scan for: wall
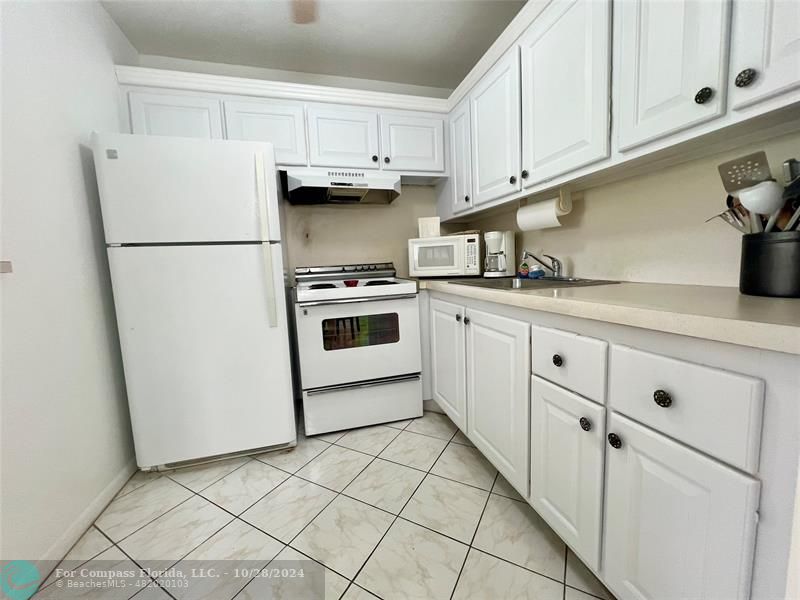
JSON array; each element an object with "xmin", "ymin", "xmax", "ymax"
[
  {"xmin": 1, "ymin": 1, "xmax": 138, "ymax": 563},
  {"xmin": 283, "ymin": 186, "xmax": 437, "ymax": 277},
  {"xmin": 138, "ymin": 55, "xmax": 453, "ymax": 99},
  {"xmin": 467, "ymin": 132, "xmax": 800, "ymax": 287}
]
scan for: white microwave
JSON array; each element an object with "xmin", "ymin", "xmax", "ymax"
[{"xmin": 408, "ymin": 234, "xmax": 481, "ymax": 277}]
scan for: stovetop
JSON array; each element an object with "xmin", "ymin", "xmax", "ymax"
[{"xmin": 294, "ymin": 262, "xmax": 417, "ymax": 303}]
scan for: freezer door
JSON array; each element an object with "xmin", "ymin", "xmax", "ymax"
[
  {"xmin": 108, "ymin": 243, "xmax": 295, "ymax": 467},
  {"xmin": 92, "ymin": 132, "xmax": 281, "ymax": 243}
]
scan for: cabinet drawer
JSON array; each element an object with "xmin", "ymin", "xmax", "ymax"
[
  {"xmin": 532, "ymin": 325, "xmax": 608, "ymax": 403},
  {"xmin": 609, "ymin": 345, "xmax": 764, "ymax": 472}
]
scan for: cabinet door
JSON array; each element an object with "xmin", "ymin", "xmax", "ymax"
[
  {"xmin": 429, "ymin": 298, "xmax": 467, "ymax": 430},
  {"xmin": 450, "ymin": 99, "xmax": 473, "ymax": 214},
  {"xmin": 224, "ymin": 100, "xmax": 307, "ymax": 165},
  {"xmin": 466, "ymin": 308, "xmax": 529, "ymax": 495},
  {"xmin": 614, "ymin": 0, "xmax": 730, "ymax": 151},
  {"xmin": 603, "ymin": 413, "xmax": 760, "ymax": 600},
  {"xmin": 520, "ymin": 0, "xmax": 610, "ymax": 186},
  {"xmin": 307, "ymin": 106, "xmax": 380, "ymax": 169},
  {"xmin": 530, "ymin": 377, "xmax": 605, "ymax": 570},
  {"xmin": 729, "ymin": 0, "xmax": 800, "ymax": 110},
  {"xmin": 129, "ymin": 92, "xmax": 223, "ymax": 139},
  {"xmin": 470, "ymin": 48, "xmax": 522, "ymax": 205},
  {"xmin": 380, "ymin": 114, "xmax": 445, "ymax": 172}
]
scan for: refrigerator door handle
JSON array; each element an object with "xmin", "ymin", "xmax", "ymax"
[
  {"xmin": 262, "ymin": 243, "xmax": 278, "ymax": 328},
  {"xmin": 255, "ymin": 152, "xmax": 269, "ymax": 241}
]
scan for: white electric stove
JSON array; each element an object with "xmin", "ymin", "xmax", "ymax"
[{"xmin": 292, "ymin": 262, "xmax": 422, "ymax": 435}]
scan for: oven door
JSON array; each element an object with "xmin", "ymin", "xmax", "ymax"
[
  {"xmin": 409, "ymin": 239, "xmax": 464, "ymax": 277},
  {"xmin": 295, "ymin": 294, "xmax": 421, "ymax": 390}
]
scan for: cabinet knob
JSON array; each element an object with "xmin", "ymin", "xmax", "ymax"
[
  {"xmin": 694, "ymin": 87, "xmax": 714, "ymax": 104},
  {"xmin": 521, "ymin": 170, "xmax": 529, "ymax": 179},
  {"xmin": 653, "ymin": 389, "xmax": 672, "ymax": 408},
  {"xmin": 509, "ymin": 175, "xmax": 517, "ymax": 184},
  {"xmin": 463, "ymin": 316, "xmax": 470, "ymax": 325},
  {"xmin": 552, "ymin": 354, "xmax": 563, "ymax": 367},
  {"xmin": 735, "ymin": 68, "xmax": 757, "ymax": 88},
  {"xmin": 456, "ymin": 313, "xmax": 462, "ymax": 322},
  {"xmin": 608, "ymin": 433, "xmax": 622, "ymax": 449},
  {"xmin": 372, "ymin": 155, "xmax": 378, "ymax": 162},
  {"xmin": 465, "ymin": 195, "xmax": 470, "ymax": 202},
  {"xmin": 579, "ymin": 417, "xmax": 592, "ymax": 432},
  {"xmin": 384, "ymin": 156, "xmax": 391, "ymax": 164}
]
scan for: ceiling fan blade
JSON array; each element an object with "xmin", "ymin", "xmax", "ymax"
[{"xmin": 292, "ymin": 0, "xmax": 317, "ymax": 24}]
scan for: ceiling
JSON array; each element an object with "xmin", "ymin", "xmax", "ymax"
[{"xmin": 102, "ymin": 0, "xmax": 526, "ymax": 90}]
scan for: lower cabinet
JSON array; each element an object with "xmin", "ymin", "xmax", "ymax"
[
  {"xmin": 429, "ymin": 298, "xmax": 467, "ymax": 430},
  {"xmin": 602, "ymin": 412, "xmax": 760, "ymax": 600},
  {"xmin": 530, "ymin": 376, "xmax": 605, "ymax": 570},
  {"xmin": 465, "ymin": 308, "xmax": 530, "ymax": 495}
]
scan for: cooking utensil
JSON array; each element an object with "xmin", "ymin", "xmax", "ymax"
[
  {"xmin": 718, "ymin": 151, "xmax": 771, "ymax": 193},
  {"xmin": 783, "ymin": 158, "xmax": 800, "ymax": 184},
  {"xmin": 343, "ymin": 279, "xmax": 358, "ymax": 287},
  {"xmin": 785, "ymin": 205, "xmax": 800, "ymax": 231},
  {"xmin": 738, "ymin": 180, "xmax": 785, "ymax": 216},
  {"xmin": 705, "ymin": 209, "xmax": 748, "ymax": 233}
]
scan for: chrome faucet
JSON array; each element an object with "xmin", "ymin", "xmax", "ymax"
[{"xmin": 520, "ymin": 249, "xmax": 563, "ymax": 278}]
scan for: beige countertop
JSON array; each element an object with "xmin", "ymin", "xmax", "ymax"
[{"xmin": 418, "ymin": 280, "xmax": 800, "ymax": 355}]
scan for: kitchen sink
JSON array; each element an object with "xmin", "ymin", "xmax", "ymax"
[{"xmin": 451, "ymin": 277, "xmax": 619, "ymax": 290}]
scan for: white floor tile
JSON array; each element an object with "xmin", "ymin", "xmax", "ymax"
[
  {"xmin": 296, "ymin": 445, "xmax": 373, "ymax": 491},
  {"xmin": 335, "ymin": 425, "xmax": 400, "ymax": 455},
  {"xmin": 292, "ymin": 496, "xmax": 394, "ymax": 578},
  {"xmin": 567, "ymin": 550, "xmax": 615, "ymax": 599},
  {"xmin": 40, "ymin": 526, "xmax": 113, "ymax": 589},
  {"xmin": 237, "ymin": 546, "xmax": 349, "ymax": 600},
  {"xmin": 167, "ymin": 457, "xmax": 249, "ymax": 492},
  {"xmin": 343, "ymin": 458, "xmax": 425, "ymax": 514},
  {"xmin": 406, "ymin": 411, "xmax": 458, "ymax": 440},
  {"xmin": 473, "ymin": 495, "xmax": 566, "ymax": 581},
  {"xmin": 118, "ymin": 495, "xmax": 232, "ymax": 572},
  {"xmin": 566, "ymin": 588, "xmax": 601, "ymax": 600},
  {"xmin": 451, "ymin": 429, "xmax": 475, "ymax": 447},
  {"xmin": 161, "ymin": 519, "xmax": 283, "ymax": 600},
  {"xmin": 241, "ymin": 477, "xmax": 336, "ymax": 543},
  {"xmin": 492, "ymin": 473, "xmax": 525, "ymax": 502},
  {"xmin": 431, "ymin": 443, "xmax": 497, "ymax": 491},
  {"xmin": 315, "ymin": 430, "xmax": 349, "ymax": 443},
  {"xmin": 341, "ymin": 584, "xmax": 381, "ymax": 600},
  {"xmin": 200, "ymin": 460, "xmax": 289, "ymax": 514},
  {"xmin": 131, "ymin": 584, "xmax": 173, "ymax": 599},
  {"xmin": 255, "ymin": 437, "xmax": 330, "ymax": 473},
  {"xmin": 452, "ymin": 548, "xmax": 564, "ymax": 600},
  {"xmin": 401, "ymin": 475, "xmax": 488, "ymax": 543},
  {"xmin": 378, "ymin": 430, "xmax": 448, "ymax": 471},
  {"xmin": 117, "ymin": 470, "xmax": 163, "ymax": 498},
  {"xmin": 385, "ymin": 418, "xmax": 413, "ymax": 430},
  {"xmin": 96, "ymin": 476, "xmax": 193, "ymax": 542},
  {"xmin": 356, "ymin": 518, "xmax": 468, "ymax": 600}
]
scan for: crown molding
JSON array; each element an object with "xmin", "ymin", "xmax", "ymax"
[{"xmin": 115, "ymin": 66, "xmax": 450, "ymax": 113}]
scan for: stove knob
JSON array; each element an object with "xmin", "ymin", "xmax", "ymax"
[{"xmin": 369, "ymin": 265, "xmax": 377, "ymax": 270}]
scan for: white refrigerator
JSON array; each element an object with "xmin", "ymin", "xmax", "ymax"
[{"xmin": 92, "ymin": 132, "xmax": 295, "ymax": 469}]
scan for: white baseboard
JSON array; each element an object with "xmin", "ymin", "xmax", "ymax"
[{"xmin": 36, "ymin": 459, "xmax": 136, "ymax": 575}]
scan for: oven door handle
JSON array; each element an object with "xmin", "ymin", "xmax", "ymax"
[
  {"xmin": 297, "ymin": 293, "xmax": 417, "ymax": 308},
  {"xmin": 306, "ymin": 373, "xmax": 421, "ymax": 396}
]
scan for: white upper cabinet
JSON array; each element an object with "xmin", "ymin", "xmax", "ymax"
[
  {"xmin": 531, "ymin": 377, "xmax": 605, "ymax": 571},
  {"xmin": 429, "ymin": 298, "xmax": 467, "ymax": 430},
  {"xmin": 223, "ymin": 100, "xmax": 307, "ymax": 166},
  {"xmin": 307, "ymin": 106, "xmax": 380, "ymax": 169},
  {"xmin": 465, "ymin": 308, "xmax": 529, "ymax": 495},
  {"xmin": 129, "ymin": 92, "xmax": 223, "ymax": 139},
  {"xmin": 614, "ymin": 0, "xmax": 730, "ymax": 151},
  {"xmin": 520, "ymin": 0, "xmax": 611, "ymax": 186},
  {"xmin": 729, "ymin": 0, "xmax": 800, "ymax": 110},
  {"xmin": 470, "ymin": 48, "xmax": 522, "ymax": 205},
  {"xmin": 603, "ymin": 413, "xmax": 760, "ymax": 600},
  {"xmin": 379, "ymin": 114, "xmax": 445, "ymax": 172},
  {"xmin": 449, "ymin": 98, "xmax": 473, "ymax": 214}
]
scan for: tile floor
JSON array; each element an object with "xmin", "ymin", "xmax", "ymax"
[{"xmin": 37, "ymin": 411, "xmax": 616, "ymax": 600}]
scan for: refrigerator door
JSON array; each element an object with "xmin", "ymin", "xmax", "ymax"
[
  {"xmin": 92, "ymin": 132, "xmax": 281, "ymax": 243},
  {"xmin": 108, "ymin": 243, "xmax": 294, "ymax": 467}
]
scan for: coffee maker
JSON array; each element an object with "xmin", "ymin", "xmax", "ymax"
[{"xmin": 483, "ymin": 231, "xmax": 516, "ymax": 278}]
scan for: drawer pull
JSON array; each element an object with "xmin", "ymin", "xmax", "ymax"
[
  {"xmin": 463, "ymin": 316, "xmax": 470, "ymax": 325},
  {"xmin": 456, "ymin": 313, "xmax": 462, "ymax": 322},
  {"xmin": 608, "ymin": 433, "xmax": 622, "ymax": 449},
  {"xmin": 579, "ymin": 417, "xmax": 592, "ymax": 432},
  {"xmin": 653, "ymin": 389, "xmax": 673, "ymax": 408},
  {"xmin": 552, "ymin": 354, "xmax": 564, "ymax": 367}
]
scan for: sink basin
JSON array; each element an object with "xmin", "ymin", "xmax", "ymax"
[{"xmin": 451, "ymin": 277, "xmax": 619, "ymax": 290}]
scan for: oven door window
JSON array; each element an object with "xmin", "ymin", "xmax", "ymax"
[
  {"xmin": 322, "ymin": 313, "xmax": 400, "ymax": 351},
  {"xmin": 417, "ymin": 245, "xmax": 455, "ymax": 268}
]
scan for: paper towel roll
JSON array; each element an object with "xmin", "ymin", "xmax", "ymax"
[{"xmin": 516, "ymin": 194, "xmax": 572, "ymax": 231}]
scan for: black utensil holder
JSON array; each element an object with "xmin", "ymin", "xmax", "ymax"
[{"xmin": 740, "ymin": 231, "xmax": 800, "ymax": 298}]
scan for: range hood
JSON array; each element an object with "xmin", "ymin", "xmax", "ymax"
[{"xmin": 282, "ymin": 168, "xmax": 401, "ymax": 205}]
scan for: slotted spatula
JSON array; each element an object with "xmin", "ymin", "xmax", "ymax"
[{"xmin": 717, "ymin": 151, "xmax": 772, "ymax": 193}]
